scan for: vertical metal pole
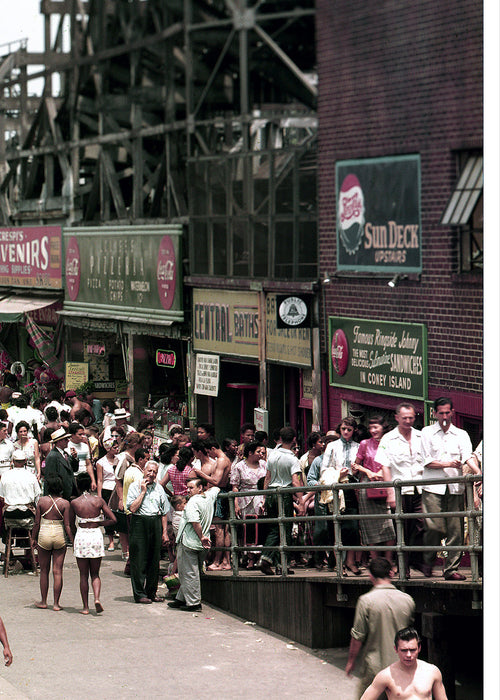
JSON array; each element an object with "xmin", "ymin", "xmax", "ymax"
[
  {"xmin": 394, "ymin": 481, "xmax": 407, "ymax": 580},
  {"xmin": 464, "ymin": 478, "xmax": 479, "ymax": 583},
  {"xmin": 277, "ymin": 489, "xmax": 287, "ymax": 575},
  {"xmin": 228, "ymin": 492, "xmax": 239, "ymax": 577},
  {"xmin": 311, "ymin": 297, "xmax": 322, "ymax": 430}
]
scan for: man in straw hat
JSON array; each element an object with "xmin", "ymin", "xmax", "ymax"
[
  {"xmin": 43, "ymin": 428, "xmax": 79, "ymax": 500},
  {"xmin": 102, "ymin": 407, "xmax": 135, "ymax": 442}
]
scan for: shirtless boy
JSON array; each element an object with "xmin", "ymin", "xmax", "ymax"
[
  {"xmin": 192, "ymin": 437, "xmax": 232, "ymax": 570},
  {"xmin": 361, "ymin": 627, "xmax": 447, "ymax": 700}
]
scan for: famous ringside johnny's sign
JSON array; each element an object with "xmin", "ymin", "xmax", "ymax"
[
  {"xmin": 336, "ymin": 155, "xmax": 422, "ymax": 273},
  {"xmin": 329, "ymin": 316, "xmax": 428, "ymax": 401}
]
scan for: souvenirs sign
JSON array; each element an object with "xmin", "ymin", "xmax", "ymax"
[
  {"xmin": 336, "ymin": 155, "xmax": 422, "ymax": 272},
  {"xmin": 329, "ymin": 316, "xmax": 428, "ymax": 400}
]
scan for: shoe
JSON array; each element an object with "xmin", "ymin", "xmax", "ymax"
[
  {"xmin": 179, "ymin": 603, "xmax": 202, "ymax": 612},
  {"xmin": 150, "ymin": 596, "xmax": 164, "ymax": 602},
  {"xmin": 259, "ymin": 559, "xmax": 275, "ymax": 576},
  {"xmin": 167, "ymin": 599, "xmax": 184, "ymax": 609},
  {"xmin": 345, "ymin": 565, "xmax": 362, "ymax": 576},
  {"xmin": 415, "ymin": 563, "xmax": 433, "ymax": 578},
  {"xmin": 107, "ymin": 544, "xmax": 115, "ymax": 552},
  {"xmin": 136, "ymin": 597, "xmax": 152, "ymax": 604},
  {"xmin": 315, "ymin": 563, "xmax": 324, "ymax": 571},
  {"xmin": 444, "ymin": 572, "xmax": 466, "ymax": 581},
  {"xmin": 276, "ymin": 566, "xmax": 294, "ymax": 575}
]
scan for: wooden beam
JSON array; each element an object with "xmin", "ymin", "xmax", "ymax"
[{"xmin": 100, "ymin": 149, "xmax": 127, "ymax": 219}]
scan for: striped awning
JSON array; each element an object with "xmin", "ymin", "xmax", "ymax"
[{"xmin": 441, "ymin": 155, "xmax": 483, "ymax": 226}]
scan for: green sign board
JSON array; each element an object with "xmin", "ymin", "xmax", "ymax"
[
  {"xmin": 328, "ymin": 316, "xmax": 427, "ymax": 401},
  {"xmin": 63, "ymin": 225, "xmax": 183, "ymax": 324},
  {"xmin": 336, "ymin": 155, "xmax": 422, "ymax": 273}
]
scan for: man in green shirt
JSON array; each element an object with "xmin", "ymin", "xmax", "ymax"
[{"xmin": 168, "ymin": 478, "xmax": 219, "ymax": 612}]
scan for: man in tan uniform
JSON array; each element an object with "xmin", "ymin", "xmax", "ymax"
[{"xmin": 345, "ymin": 558, "xmax": 415, "ymax": 699}]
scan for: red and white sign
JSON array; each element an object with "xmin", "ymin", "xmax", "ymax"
[
  {"xmin": 331, "ymin": 328, "xmax": 349, "ymax": 376},
  {"xmin": 0, "ymin": 226, "xmax": 62, "ymax": 289},
  {"xmin": 65, "ymin": 237, "xmax": 81, "ymax": 301},
  {"xmin": 156, "ymin": 235, "xmax": 176, "ymax": 310}
]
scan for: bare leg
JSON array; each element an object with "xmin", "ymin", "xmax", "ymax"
[
  {"xmin": 89, "ymin": 558, "xmax": 103, "ymax": 612},
  {"xmin": 52, "ymin": 547, "xmax": 67, "ymax": 610},
  {"xmin": 76, "ymin": 558, "xmax": 91, "ymax": 614},
  {"xmin": 119, "ymin": 533, "xmax": 129, "ymax": 558},
  {"xmin": 207, "ymin": 524, "xmax": 224, "ymax": 569},
  {"xmin": 221, "ymin": 528, "xmax": 231, "ymax": 568},
  {"xmin": 35, "ymin": 547, "xmax": 52, "ymax": 608}
]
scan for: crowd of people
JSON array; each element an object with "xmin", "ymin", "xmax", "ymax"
[{"xmin": 0, "ymin": 385, "xmax": 482, "ymax": 612}]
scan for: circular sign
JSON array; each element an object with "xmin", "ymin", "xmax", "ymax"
[
  {"xmin": 156, "ymin": 235, "xmax": 177, "ymax": 310},
  {"xmin": 65, "ymin": 236, "xmax": 81, "ymax": 301},
  {"xmin": 279, "ymin": 296, "xmax": 308, "ymax": 326},
  {"xmin": 331, "ymin": 328, "xmax": 349, "ymax": 376}
]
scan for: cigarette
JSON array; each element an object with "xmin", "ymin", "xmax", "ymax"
[{"xmin": 443, "ymin": 420, "xmax": 447, "ymax": 427}]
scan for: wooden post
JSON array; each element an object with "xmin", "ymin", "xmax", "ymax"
[{"xmin": 421, "ymin": 612, "xmax": 456, "ymax": 700}]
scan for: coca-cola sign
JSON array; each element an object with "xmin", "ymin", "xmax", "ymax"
[
  {"xmin": 65, "ymin": 237, "xmax": 81, "ymax": 301},
  {"xmin": 331, "ymin": 328, "xmax": 349, "ymax": 376},
  {"xmin": 156, "ymin": 235, "xmax": 176, "ymax": 310}
]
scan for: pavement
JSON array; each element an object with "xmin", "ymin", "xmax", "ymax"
[{"xmin": 0, "ymin": 547, "xmax": 359, "ymax": 700}]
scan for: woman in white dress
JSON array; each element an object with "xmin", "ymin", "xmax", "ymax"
[{"xmin": 70, "ymin": 472, "xmax": 116, "ymax": 615}]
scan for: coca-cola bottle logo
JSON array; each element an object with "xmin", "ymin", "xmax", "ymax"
[
  {"xmin": 156, "ymin": 235, "xmax": 176, "ymax": 310},
  {"xmin": 65, "ymin": 236, "xmax": 81, "ymax": 301},
  {"xmin": 331, "ymin": 328, "xmax": 349, "ymax": 376}
]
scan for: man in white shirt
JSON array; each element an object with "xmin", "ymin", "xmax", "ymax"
[
  {"xmin": 0, "ymin": 449, "xmax": 41, "ymax": 539},
  {"xmin": 376, "ymin": 403, "xmax": 424, "ymax": 577},
  {"xmin": 420, "ymin": 397, "xmax": 472, "ymax": 581},
  {"xmin": 102, "ymin": 408, "xmax": 135, "ymax": 442},
  {"xmin": 0, "ymin": 422, "xmax": 15, "ymax": 478},
  {"xmin": 258, "ymin": 426, "xmax": 304, "ymax": 576}
]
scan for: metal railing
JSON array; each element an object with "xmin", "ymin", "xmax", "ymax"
[{"xmin": 214, "ymin": 474, "xmax": 482, "ymax": 584}]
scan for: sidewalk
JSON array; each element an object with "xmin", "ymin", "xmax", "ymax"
[{"xmin": 0, "ymin": 548, "xmax": 357, "ymax": 699}]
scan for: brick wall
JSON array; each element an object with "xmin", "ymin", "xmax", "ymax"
[{"xmin": 316, "ymin": 0, "xmax": 483, "ymax": 416}]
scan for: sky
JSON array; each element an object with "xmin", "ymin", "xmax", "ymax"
[{"xmin": 0, "ymin": 0, "xmax": 44, "ymax": 52}]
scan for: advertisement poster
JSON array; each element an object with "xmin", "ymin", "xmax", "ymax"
[
  {"xmin": 0, "ymin": 226, "xmax": 62, "ymax": 289},
  {"xmin": 194, "ymin": 354, "xmax": 220, "ymax": 396},
  {"xmin": 63, "ymin": 226, "xmax": 183, "ymax": 324},
  {"xmin": 336, "ymin": 155, "xmax": 422, "ymax": 272},
  {"xmin": 329, "ymin": 316, "xmax": 427, "ymax": 400},
  {"xmin": 65, "ymin": 362, "xmax": 89, "ymax": 391}
]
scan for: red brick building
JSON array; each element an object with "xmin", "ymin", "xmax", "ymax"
[{"xmin": 316, "ymin": 0, "xmax": 482, "ymax": 440}]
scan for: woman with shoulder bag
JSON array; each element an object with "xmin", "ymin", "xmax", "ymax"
[{"xmin": 352, "ymin": 416, "xmax": 396, "ymax": 570}]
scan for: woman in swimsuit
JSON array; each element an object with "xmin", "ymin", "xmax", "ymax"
[
  {"xmin": 32, "ymin": 474, "xmax": 73, "ymax": 611},
  {"xmin": 70, "ymin": 472, "xmax": 116, "ymax": 615}
]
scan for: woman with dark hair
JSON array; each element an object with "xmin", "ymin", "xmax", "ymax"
[
  {"xmin": 321, "ymin": 416, "xmax": 361, "ymax": 574},
  {"xmin": 96, "ymin": 436, "xmax": 121, "ymax": 551},
  {"xmin": 230, "ymin": 441, "xmax": 267, "ymax": 569},
  {"xmin": 160, "ymin": 446, "xmax": 194, "ymax": 495},
  {"xmin": 70, "ymin": 472, "xmax": 116, "ymax": 615},
  {"xmin": 32, "ymin": 474, "xmax": 73, "ymax": 611},
  {"xmin": 14, "ymin": 420, "xmax": 41, "ymax": 480},
  {"xmin": 352, "ymin": 416, "xmax": 396, "ymax": 568}
]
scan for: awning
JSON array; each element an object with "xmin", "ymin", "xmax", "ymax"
[
  {"xmin": 0, "ymin": 295, "xmax": 61, "ymax": 323},
  {"xmin": 441, "ymin": 155, "xmax": 483, "ymax": 226}
]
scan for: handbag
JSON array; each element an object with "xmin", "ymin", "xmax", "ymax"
[{"xmin": 366, "ymin": 486, "xmax": 388, "ymax": 499}]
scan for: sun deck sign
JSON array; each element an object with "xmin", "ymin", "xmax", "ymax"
[{"xmin": 336, "ymin": 155, "xmax": 422, "ymax": 273}]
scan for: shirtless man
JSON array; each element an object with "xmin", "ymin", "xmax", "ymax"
[
  {"xmin": 192, "ymin": 437, "xmax": 232, "ymax": 570},
  {"xmin": 361, "ymin": 627, "xmax": 447, "ymax": 700}
]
